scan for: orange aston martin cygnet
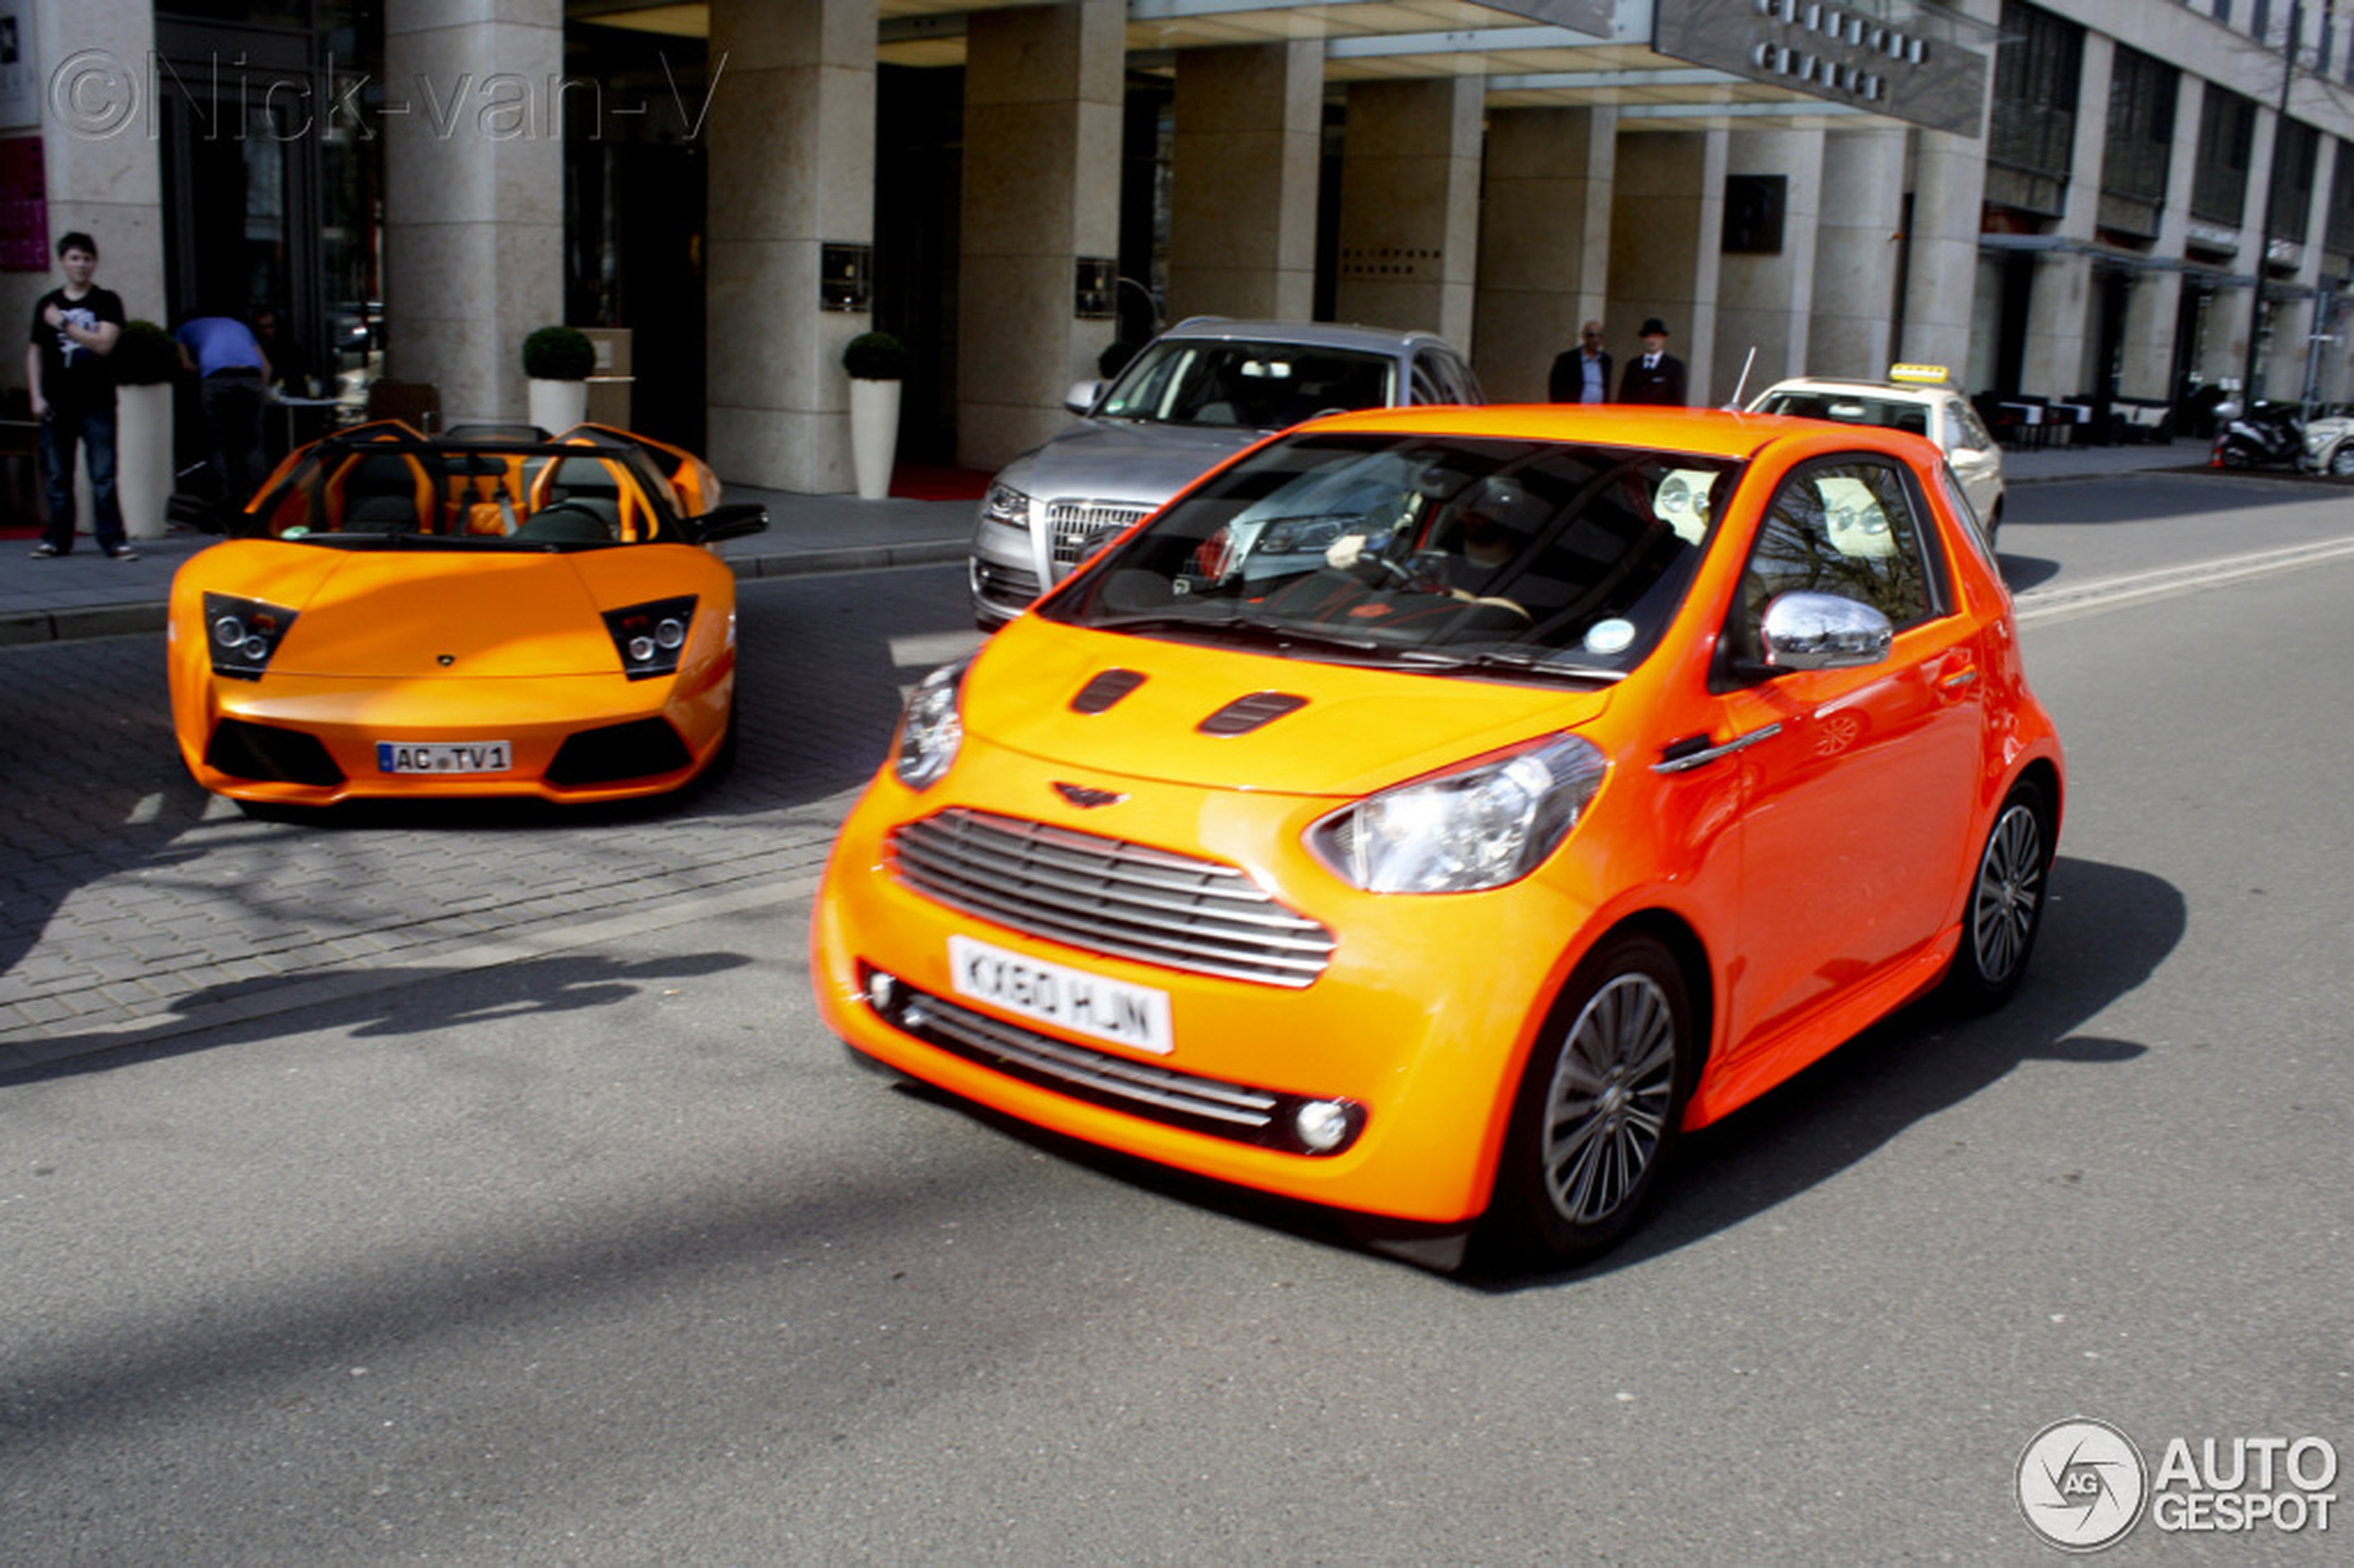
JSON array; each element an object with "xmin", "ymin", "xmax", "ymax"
[
  {"xmin": 168, "ymin": 421, "xmax": 766, "ymax": 810},
  {"xmin": 812, "ymin": 406, "xmax": 2063, "ymax": 1269}
]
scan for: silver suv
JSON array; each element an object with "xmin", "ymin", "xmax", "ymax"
[{"xmin": 968, "ymin": 317, "xmax": 1483, "ymax": 627}]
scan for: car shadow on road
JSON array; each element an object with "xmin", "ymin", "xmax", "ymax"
[
  {"xmin": 0, "ymin": 949, "xmax": 754, "ymax": 1088},
  {"xmin": 877, "ymin": 854, "xmax": 2183, "ymax": 1286},
  {"xmin": 1999, "ymin": 553, "xmax": 2061, "ymax": 594}
]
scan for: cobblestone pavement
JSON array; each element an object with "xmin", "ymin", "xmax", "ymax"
[{"xmin": 0, "ymin": 566, "xmax": 982, "ymax": 1071}]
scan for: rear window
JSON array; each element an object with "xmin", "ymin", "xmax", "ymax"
[{"xmin": 1759, "ymin": 392, "xmax": 1930, "ymax": 439}]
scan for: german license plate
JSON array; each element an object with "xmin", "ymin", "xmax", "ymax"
[
  {"xmin": 948, "ymin": 934, "xmax": 1173, "ymax": 1056},
  {"xmin": 376, "ymin": 740, "xmax": 513, "ymax": 775}
]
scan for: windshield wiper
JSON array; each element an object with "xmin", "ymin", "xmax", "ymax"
[
  {"xmin": 1391, "ymin": 644, "xmax": 1627, "ymax": 684},
  {"xmin": 1085, "ymin": 610, "xmax": 1390, "ymax": 656}
]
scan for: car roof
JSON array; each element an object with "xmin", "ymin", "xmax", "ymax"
[
  {"xmin": 1157, "ymin": 316, "xmax": 1462, "ymax": 356},
  {"xmin": 1291, "ymin": 402, "xmax": 1928, "ymax": 462}
]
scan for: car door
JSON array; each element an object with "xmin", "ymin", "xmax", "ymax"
[{"xmin": 1709, "ymin": 453, "xmax": 1985, "ymax": 1057}]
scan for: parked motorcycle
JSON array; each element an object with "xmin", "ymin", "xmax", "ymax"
[{"xmin": 2210, "ymin": 402, "xmax": 2308, "ymax": 471}]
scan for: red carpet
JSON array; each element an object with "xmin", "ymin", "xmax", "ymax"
[{"xmin": 890, "ymin": 464, "xmax": 991, "ymax": 501}]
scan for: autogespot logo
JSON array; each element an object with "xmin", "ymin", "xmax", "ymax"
[{"xmin": 2017, "ymin": 1418, "xmax": 2148, "ymax": 1552}]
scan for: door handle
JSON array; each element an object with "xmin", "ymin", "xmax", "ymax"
[{"xmin": 1652, "ymin": 723, "xmax": 1782, "ymax": 774}]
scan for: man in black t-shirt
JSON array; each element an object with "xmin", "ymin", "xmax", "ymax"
[{"xmin": 24, "ymin": 231, "xmax": 133, "ymax": 559}]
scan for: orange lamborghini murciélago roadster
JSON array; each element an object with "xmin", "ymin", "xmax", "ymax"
[{"xmin": 168, "ymin": 421, "xmax": 767, "ymax": 809}]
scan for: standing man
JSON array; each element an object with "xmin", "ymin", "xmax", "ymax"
[
  {"xmin": 175, "ymin": 310, "xmax": 272, "ymax": 510},
  {"xmin": 1548, "ymin": 321, "xmax": 1614, "ymax": 405},
  {"xmin": 1617, "ymin": 317, "xmax": 1689, "ymax": 408},
  {"xmin": 25, "ymin": 232, "xmax": 133, "ymax": 560}
]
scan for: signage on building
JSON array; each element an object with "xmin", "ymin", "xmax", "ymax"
[
  {"xmin": 0, "ymin": 1, "xmax": 37, "ymax": 131},
  {"xmin": 1653, "ymin": 0, "xmax": 1991, "ymax": 138},
  {"xmin": 0, "ymin": 133, "xmax": 44, "ymax": 271}
]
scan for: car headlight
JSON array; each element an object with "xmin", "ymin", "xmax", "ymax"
[
  {"xmin": 203, "ymin": 591, "xmax": 300, "ymax": 682},
  {"xmin": 602, "ymin": 596, "xmax": 697, "ymax": 680},
  {"xmin": 893, "ymin": 657, "xmax": 969, "ymax": 790},
  {"xmin": 1309, "ymin": 735, "xmax": 1607, "ymax": 893},
  {"xmin": 980, "ymin": 482, "xmax": 1031, "ymax": 533}
]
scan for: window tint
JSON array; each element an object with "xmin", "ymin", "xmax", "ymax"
[
  {"xmin": 1732, "ymin": 458, "xmax": 1937, "ymax": 660},
  {"xmin": 1410, "ymin": 359, "xmax": 1448, "ymax": 405}
]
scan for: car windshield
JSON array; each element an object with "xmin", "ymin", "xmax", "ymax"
[
  {"xmin": 1095, "ymin": 340, "xmax": 1398, "ymax": 430},
  {"xmin": 1042, "ymin": 432, "xmax": 1742, "ymax": 682},
  {"xmin": 1754, "ymin": 390, "xmax": 1930, "ymax": 438},
  {"xmin": 244, "ymin": 424, "xmax": 699, "ymax": 549}
]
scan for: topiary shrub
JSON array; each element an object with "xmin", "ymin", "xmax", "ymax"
[
  {"xmin": 521, "ymin": 323, "xmax": 596, "ymax": 381},
  {"xmin": 842, "ymin": 331, "xmax": 910, "ymax": 381},
  {"xmin": 114, "ymin": 319, "xmax": 182, "ymax": 386}
]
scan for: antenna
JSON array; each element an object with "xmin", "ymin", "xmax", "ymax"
[{"xmin": 1727, "ymin": 347, "xmax": 1758, "ymax": 411}]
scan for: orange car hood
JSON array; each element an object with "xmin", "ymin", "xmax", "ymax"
[
  {"xmin": 968, "ymin": 619, "xmax": 1615, "ymax": 798},
  {"xmin": 234, "ymin": 548, "xmax": 622, "ymax": 678}
]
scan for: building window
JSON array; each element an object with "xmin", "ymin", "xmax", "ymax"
[
  {"xmin": 2329, "ymin": 139, "xmax": 2354, "ymax": 259},
  {"xmin": 2267, "ymin": 120, "xmax": 2320, "ymax": 247},
  {"xmin": 2099, "ymin": 46, "xmax": 2177, "ymax": 240},
  {"xmin": 1985, "ymin": 2, "xmax": 2083, "ymax": 218},
  {"xmin": 2192, "ymin": 88, "xmax": 2258, "ymax": 226}
]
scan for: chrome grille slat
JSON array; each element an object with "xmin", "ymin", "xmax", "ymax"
[
  {"xmin": 1047, "ymin": 500, "xmax": 1151, "ymax": 565},
  {"xmin": 890, "ymin": 810, "xmax": 1336, "ymax": 988},
  {"xmin": 910, "ymin": 992, "xmax": 1279, "ymax": 1128}
]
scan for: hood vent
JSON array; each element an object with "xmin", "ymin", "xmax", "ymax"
[
  {"xmin": 1198, "ymin": 690, "xmax": 1308, "ymax": 736},
  {"xmin": 1070, "ymin": 667, "xmax": 1146, "ymax": 714}
]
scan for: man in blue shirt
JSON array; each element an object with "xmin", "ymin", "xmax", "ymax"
[{"xmin": 175, "ymin": 310, "xmax": 272, "ymax": 509}]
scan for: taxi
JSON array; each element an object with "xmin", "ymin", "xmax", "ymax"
[
  {"xmin": 1747, "ymin": 365, "xmax": 2006, "ymax": 546},
  {"xmin": 813, "ymin": 405, "xmax": 2063, "ymax": 1270}
]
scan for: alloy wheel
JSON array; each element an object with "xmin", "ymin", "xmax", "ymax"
[
  {"xmin": 1540, "ymin": 972, "xmax": 1678, "ymax": 1226},
  {"xmin": 1971, "ymin": 802, "xmax": 2044, "ymax": 985}
]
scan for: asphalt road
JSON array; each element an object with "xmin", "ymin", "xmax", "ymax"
[{"xmin": 3, "ymin": 474, "xmax": 2351, "ymax": 1562}]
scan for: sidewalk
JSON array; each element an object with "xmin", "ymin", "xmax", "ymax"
[{"xmin": 0, "ymin": 437, "xmax": 2205, "ymax": 646}]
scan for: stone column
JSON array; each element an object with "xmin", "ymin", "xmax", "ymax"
[
  {"xmin": 2118, "ymin": 74, "xmax": 2202, "ymax": 404},
  {"xmin": 2017, "ymin": 34, "xmax": 2110, "ymax": 401},
  {"xmin": 1334, "ymin": 78, "xmax": 1484, "ymax": 349},
  {"xmin": 1606, "ymin": 129, "xmax": 1726, "ymax": 405},
  {"xmin": 1474, "ymin": 107, "xmax": 1617, "ymax": 402},
  {"xmin": 703, "ymin": 0, "xmax": 878, "ymax": 492},
  {"xmin": 957, "ymin": 0, "xmax": 1124, "ymax": 473},
  {"xmin": 383, "ymin": 0, "xmax": 565, "ymax": 426},
  {"xmin": 2282, "ymin": 135, "xmax": 2342, "ymax": 404},
  {"xmin": 1168, "ymin": 43, "xmax": 1321, "ymax": 323},
  {"xmin": 1808, "ymin": 129, "xmax": 1906, "ymax": 382},
  {"xmin": 1715, "ymin": 127, "xmax": 1824, "ymax": 401},
  {"xmin": 2219, "ymin": 105, "xmax": 2281, "ymax": 398},
  {"xmin": 19, "ymin": 0, "xmax": 166, "ymax": 332}
]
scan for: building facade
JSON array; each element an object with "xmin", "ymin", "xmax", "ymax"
[{"xmin": 5, "ymin": 0, "xmax": 2350, "ymax": 493}]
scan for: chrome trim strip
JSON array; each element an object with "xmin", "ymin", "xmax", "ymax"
[{"xmin": 1650, "ymin": 722, "xmax": 1783, "ymax": 775}]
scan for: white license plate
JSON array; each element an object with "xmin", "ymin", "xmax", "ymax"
[
  {"xmin": 948, "ymin": 934, "xmax": 1173, "ymax": 1056},
  {"xmin": 375, "ymin": 740, "xmax": 513, "ymax": 775}
]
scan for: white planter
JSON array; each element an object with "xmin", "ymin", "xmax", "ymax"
[
  {"xmin": 528, "ymin": 377, "xmax": 589, "ymax": 435},
  {"xmin": 114, "ymin": 382, "xmax": 174, "ymax": 539},
  {"xmin": 849, "ymin": 377, "xmax": 902, "ymax": 500}
]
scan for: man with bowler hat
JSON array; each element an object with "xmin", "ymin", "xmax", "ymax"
[{"xmin": 1618, "ymin": 317, "xmax": 1689, "ymax": 407}]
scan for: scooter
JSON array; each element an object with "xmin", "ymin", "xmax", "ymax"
[{"xmin": 2211, "ymin": 402, "xmax": 2308, "ymax": 471}]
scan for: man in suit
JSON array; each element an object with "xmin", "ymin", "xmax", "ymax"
[
  {"xmin": 1618, "ymin": 317, "xmax": 1689, "ymax": 407},
  {"xmin": 1548, "ymin": 321, "xmax": 1613, "ymax": 404}
]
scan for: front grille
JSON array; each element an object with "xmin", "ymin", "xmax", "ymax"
[
  {"xmin": 1047, "ymin": 500, "xmax": 1151, "ymax": 567},
  {"xmin": 888, "ymin": 810, "xmax": 1335, "ymax": 988},
  {"xmin": 970, "ymin": 557, "xmax": 1041, "ymax": 616},
  {"xmin": 866, "ymin": 976, "xmax": 1361, "ymax": 1155}
]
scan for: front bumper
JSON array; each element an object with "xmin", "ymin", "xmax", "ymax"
[{"xmin": 811, "ymin": 764, "xmax": 1605, "ymax": 1226}]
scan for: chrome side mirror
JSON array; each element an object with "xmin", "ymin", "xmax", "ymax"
[
  {"xmin": 1064, "ymin": 379, "xmax": 1105, "ymax": 416},
  {"xmin": 1760, "ymin": 591, "xmax": 1893, "ymax": 671}
]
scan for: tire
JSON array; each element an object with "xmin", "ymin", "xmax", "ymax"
[
  {"xmin": 1483, "ymin": 933, "xmax": 1695, "ymax": 1269},
  {"xmin": 2218, "ymin": 442, "xmax": 2253, "ymax": 471},
  {"xmin": 2330, "ymin": 445, "xmax": 2354, "ymax": 478},
  {"xmin": 1943, "ymin": 779, "xmax": 2052, "ymax": 1012}
]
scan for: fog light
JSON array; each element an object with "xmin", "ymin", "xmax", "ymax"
[
  {"xmin": 867, "ymin": 970, "xmax": 899, "ymax": 1012},
  {"xmin": 1294, "ymin": 1099, "xmax": 1353, "ymax": 1154}
]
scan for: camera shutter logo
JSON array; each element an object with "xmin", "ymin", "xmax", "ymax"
[{"xmin": 2018, "ymin": 1418, "xmax": 2148, "ymax": 1551}]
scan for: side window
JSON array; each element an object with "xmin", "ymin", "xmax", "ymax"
[
  {"xmin": 1951, "ymin": 398, "xmax": 1994, "ymax": 452},
  {"xmin": 1410, "ymin": 354, "xmax": 1464, "ymax": 405},
  {"xmin": 1731, "ymin": 458, "xmax": 1939, "ymax": 661}
]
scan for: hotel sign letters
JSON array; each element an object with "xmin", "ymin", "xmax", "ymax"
[{"xmin": 1653, "ymin": 0, "xmax": 1990, "ymax": 137}]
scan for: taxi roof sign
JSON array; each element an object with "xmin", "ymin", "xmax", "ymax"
[{"xmin": 1888, "ymin": 363, "xmax": 1951, "ymax": 385}]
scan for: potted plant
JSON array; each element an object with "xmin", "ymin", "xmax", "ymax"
[
  {"xmin": 843, "ymin": 330, "xmax": 908, "ymax": 500},
  {"xmin": 111, "ymin": 319, "xmax": 180, "ymax": 540},
  {"xmin": 522, "ymin": 323, "xmax": 596, "ymax": 434}
]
